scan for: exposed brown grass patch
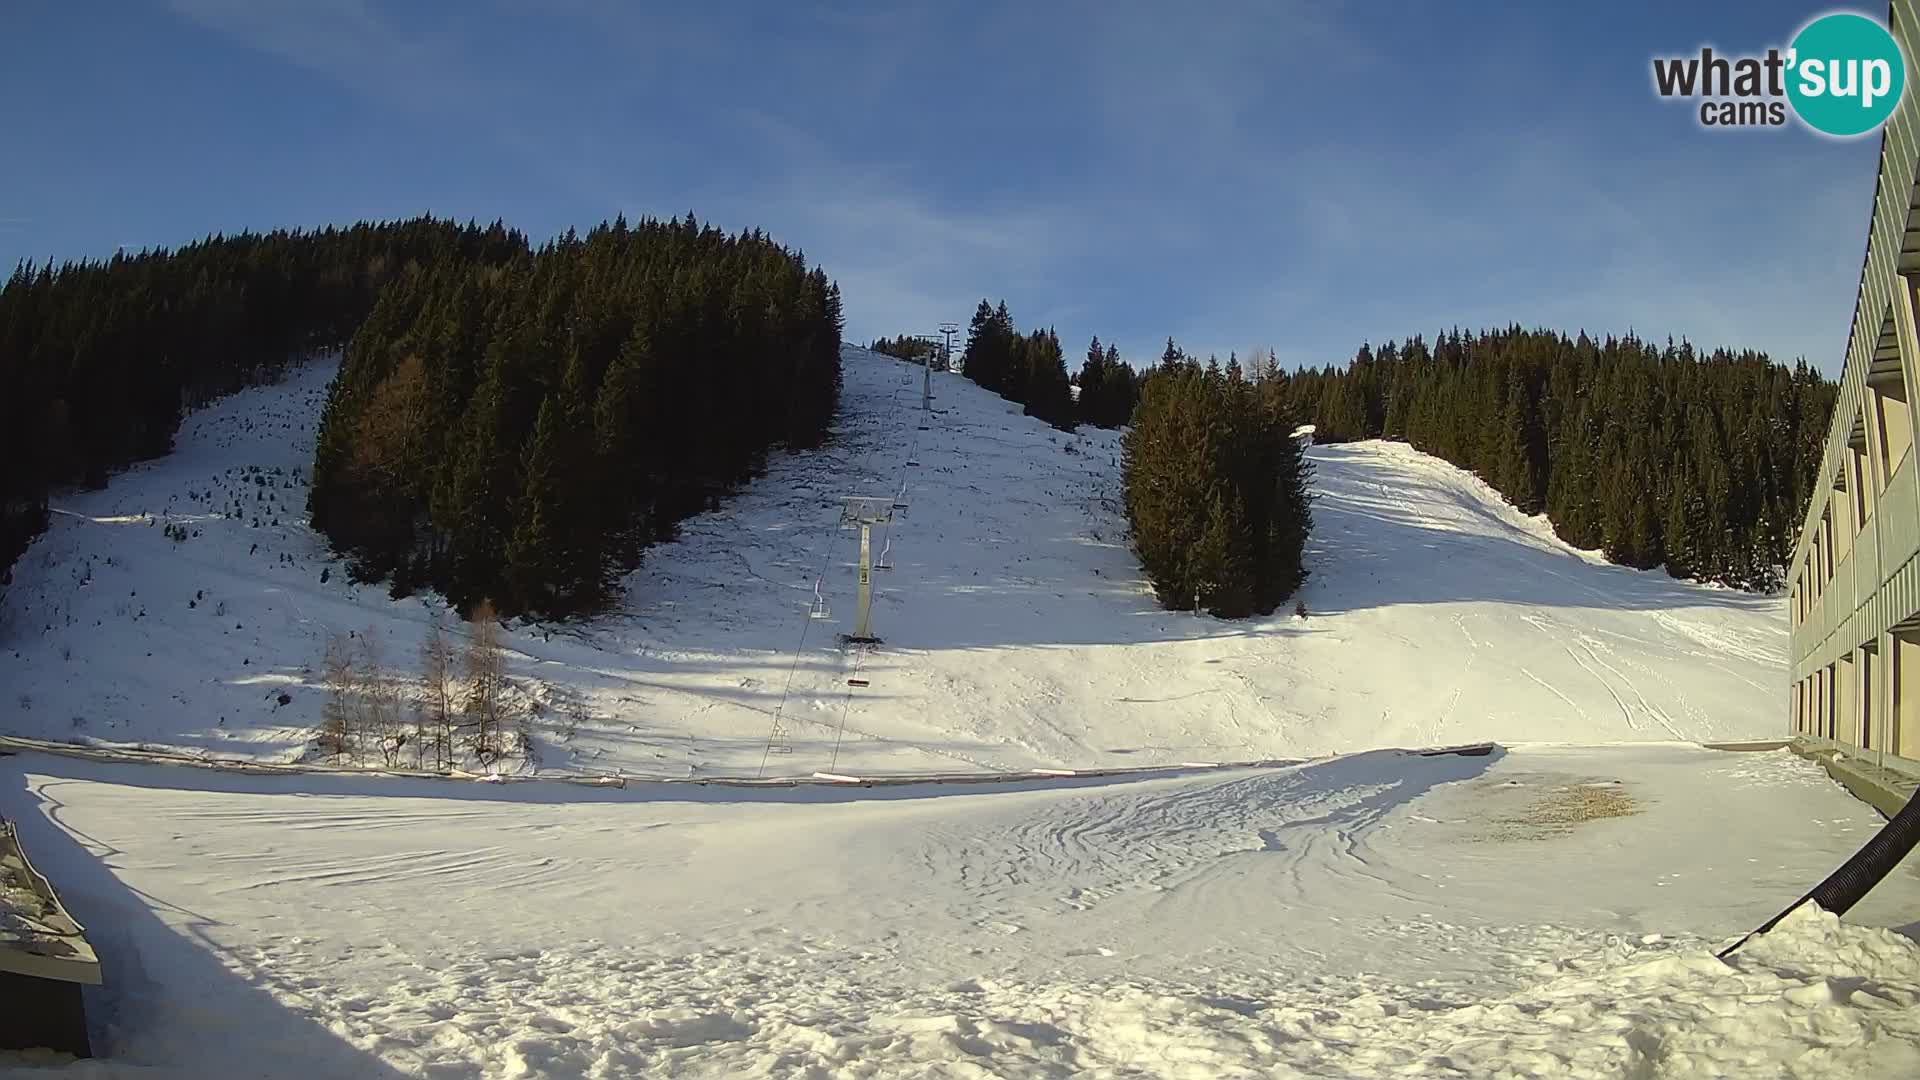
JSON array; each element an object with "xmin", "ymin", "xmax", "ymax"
[{"xmin": 1464, "ymin": 776, "xmax": 1641, "ymax": 841}]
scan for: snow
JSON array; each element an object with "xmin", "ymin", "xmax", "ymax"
[
  {"xmin": 3, "ymin": 345, "xmax": 1911, "ymax": 1076},
  {"xmin": 2, "ymin": 743, "xmax": 1917, "ymax": 1077},
  {"xmin": 0, "ymin": 346, "xmax": 1786, "ymax": 778}
]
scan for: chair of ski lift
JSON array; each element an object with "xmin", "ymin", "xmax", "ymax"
[
  {"xmin": 809, "ymin": 578, "xmax": 832, "ymax": 619},
  {"xmin": 874, "ymin": 535, "xmax": 895, "ymax": 571}
]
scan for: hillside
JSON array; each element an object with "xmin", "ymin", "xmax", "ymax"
[
  {"xmin": 0, "ymin": 346, "xmax": 1784, "ymax": 776},
  {"xmin": 6, "ymin": 346, "xmax": 1915, "ymax": 1080}
]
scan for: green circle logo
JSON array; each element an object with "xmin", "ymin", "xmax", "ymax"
[{"xmin": 1787, "ymin": 12, "xmax": 1906, "ymax": 137}]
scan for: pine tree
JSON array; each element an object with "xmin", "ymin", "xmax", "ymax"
[
  {"xmin": 1102, "ymin": 344, "xmax": 1136, "ymax": 427},
  {"xmin": 505, "ymin": 351, "xmax": 602, "ymax": 615},
  {"xmin": 1079, "ymin": 335, "xmax": 1108, "ymax": 426},
  {"xmin": 1123, "ymin": 363, "xmax": 1311, "ymax": 617},
  {"xmin": 1022, "ymin": 329, "xmax": 1075, "ymax": 430},
  {"xmin": 437, "ymin": 359, "xmax": 518, "ymax": 608},
  {"xmin": 1193, "ymin": 491, "xmax": 1255, "ymax": 617}
]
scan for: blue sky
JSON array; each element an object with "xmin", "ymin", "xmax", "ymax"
[{"xmin": 0, "ymin": 2, "xmax": 1885, "ymax": 373}]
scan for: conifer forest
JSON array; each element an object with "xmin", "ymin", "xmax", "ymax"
[
  {"xmin": 1264, "ymin": 329, "xmax": 1836, "ymax": 591},
  {"xmin": 0, "ymin": 215, "xmax": 844, "ymax": 616}
]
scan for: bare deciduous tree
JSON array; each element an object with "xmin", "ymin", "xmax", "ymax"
[
  {"xmin": 318, "ymin": 631, "xmax": 355, "ymax": 761},
  {"xmin": 359, "ymin": 629, "xmax": 408, "ymax": 768},
  {"xmin": 463, "ymin": 599, "xmax": 508, "ymax": 768},
  {"xmin": 418, "ymin": 611, "xmax": 456, "ymax": 771},
  {"xmin": 1245, "ymin": 346, "xmax": 1278, "ymax": 384}
]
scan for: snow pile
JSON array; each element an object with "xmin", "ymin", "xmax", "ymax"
[
  {"xmin": 715, "ymin": 911, "xmax": 1920, "ymax": 1079},
  {"xmin": 1250, "ymin": 904, "xmax": 1920, "ymax": 1078},
  {"xmin": 0, "ymin": 347, "xmax": 1788, "ymax": 778},
  {"xmin": 20, "ymin": 916, "xmax": 1917, "ymax": 1078},
  {"xmin": 921, "ymin": 906, "xmax": 1920, "ymax": 1079}
]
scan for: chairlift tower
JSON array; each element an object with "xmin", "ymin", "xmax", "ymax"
[
  {"xmin": 912, "ymin": 332, "xmax": 941, "ymax": 412},
  {"xmin": 938, "ymin": 322, "xmax": 960, "ymax": 373},
  {"xmin": 840, "ymin": 496, "xmax": 895, "ymax": 643}
]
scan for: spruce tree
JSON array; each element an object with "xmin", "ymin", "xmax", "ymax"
[
  {"xmin": 1123, "ymin": 362, "xmax": 1311, "ymax": 617},
  {"xmin": 1022, "ymin": 328, "xmax": 1075, "ymax": 430},
  {"xmin": 1079, "ymin": 335, "xmax": 1108, "ymax": 426},
  {"xmin": 1194, "ymin": 491, "xmax": 1255, "ymax": 617},
  {"xmin": 1102, "ymin": 344, "xmax": 1135, "ymax": 426}
]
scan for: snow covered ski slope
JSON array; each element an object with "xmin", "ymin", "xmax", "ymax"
[
  {"xmin": 1, "ymin": 346, "xmax": 1785, "ymax": 777},
  {"xmin": 1, "ymin": 345, "xmax": 1913, "ymax": 1079},
  {"xmin": 3, "ymin": 742, "xmax": 1917, "ymax": 1077}
]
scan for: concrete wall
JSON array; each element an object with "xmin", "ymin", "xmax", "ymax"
[{"xmin": 1787, "ymin": 0, "xmax": 1920, "ymax": 776}]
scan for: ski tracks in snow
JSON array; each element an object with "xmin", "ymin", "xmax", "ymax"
[
  {"xmin": 907, "ymin": 753, "xmax": 1465, "ymax": 935},
  {"xmin": 1519, "ymin": 611, "xmax": 1684, "ymax": 739}
]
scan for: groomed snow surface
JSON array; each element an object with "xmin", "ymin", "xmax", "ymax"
[
  {"xmin": 3, "ymin": 745, "xmax": 1918, "ymax": 1078},
  {"xmin": 1, "ymin": 347, "xmax": 1917, "ymax": 1077}
]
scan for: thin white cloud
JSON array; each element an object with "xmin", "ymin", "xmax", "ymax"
[
  {"xmin": 167, "ymin": 0, "xmax": 462, "ymax": 110},
  {"xmin": 157, "ymin": 0, "xmax": 1870, "ymax": 374}
]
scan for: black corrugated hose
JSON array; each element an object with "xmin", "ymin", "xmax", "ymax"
[{"xmin": 1719, "ymin": 784, "xmax": 1920, "ymax": 958}]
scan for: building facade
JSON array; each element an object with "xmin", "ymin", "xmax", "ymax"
[{"xmin": 1788, "ymin": 0, "xmax": 1920, "ymax": 774}]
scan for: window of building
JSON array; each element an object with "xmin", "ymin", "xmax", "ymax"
[
  {"xmin": 1897, "ymin": 628, "xmax": 1920, "ymax": 758},
  {"xmin": 1824, "ymin": 510, "xmax": 1836, "ymax": 581},
  {"xmin": 1874, "ymin": 375, "xmax": 1912, "ymax": 483},
  {"xmin": 1862, "ymin": 643, "xmax": 1878, "ymax": 750},
  {"xmin": 1849, "ymin": 428, "xmax": 1874, "ymax": 530},
  {"xmin": 1834, "ymin": 482, "xmax": 1856, "ymax": 558},
  {"xmin": 1816, "ymin": 512, "xmax": 1833, "ymax": 588},
  {"xmin": 1826, "ymin": 664, "xmax": 1838, "ymax": 739}
]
